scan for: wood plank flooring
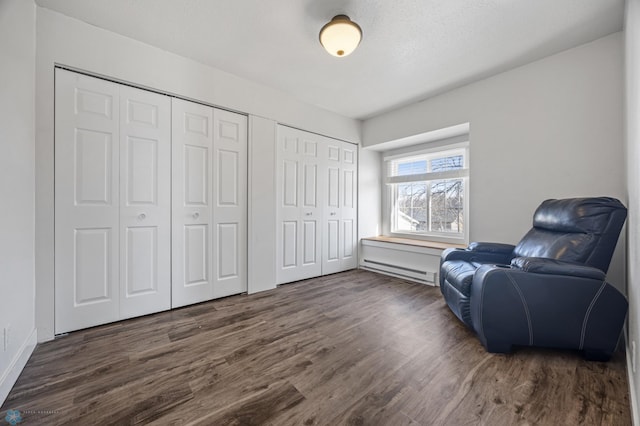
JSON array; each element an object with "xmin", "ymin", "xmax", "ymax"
[{"xmin": 1, "ymin": 270, "xmax": 631, "ymax": 425}]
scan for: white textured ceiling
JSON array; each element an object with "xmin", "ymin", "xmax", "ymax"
[{"xmin": 35, "ymin": 0, "xmax": 624, "ymax": 120}]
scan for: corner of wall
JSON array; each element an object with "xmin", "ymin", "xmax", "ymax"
[
  {"xmin": 0, "ymin": 329, "xmax": 37, "ymax": 407},
  {"xmin": 625, "ymin": 0, "xmax": 640, "ymax": 423}
]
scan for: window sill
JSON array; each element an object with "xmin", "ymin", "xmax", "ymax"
[{"xmin": 361, "ymin": 236, "xmax": 466, "ymax": 251}]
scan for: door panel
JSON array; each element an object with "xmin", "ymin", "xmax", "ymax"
[
  {"xmin": 282, "ymin": 221, "xmax": 297, "ymax": 268},
  {"xmin": 323, "ymin": 140, "xmax": 359, "ymax": 274},
  {"xmin": 55, "ymin": 69, "xmax": 120, "ymax": 333},
  {"xmin": 328, "ymin": 145, "xmax": 340, "ymax": 161},
  {"xmin": 74, "ymin": 129, "xmax": 113, "ymax": 205},
  {"xmin": 217, "ymin": 223, "xmax": 239, "ymax": 279},
  {"xmin": 327, "ymin": 220, "xmax": 339, "ymax": 261},
  {"xmin": 218, "ymin": 150, "xmax": 238, "ymax": 205},
  {"xmin": 327, "ymin": 167, "xmax": 339, "ymax": 208},
  {"xmin": 74, "ymin": 228, "xmax": 113, "ymax": 304},
  {"xmin": 184, "ymin": 224, "xmax": 209, "ymax": 285},
  {"xmin": 119, "ymin": 85, "xmax": 171, "ymax": 319},
  {"xmin": 343, "ymin": 169, "xmax": 355, "ymax": 208},
  {"xmin": 213, "ymin": 109, "xmax": 247, "ymax": 298},
  {"xmin": 126, "ymin": 137, "xmax": 157, "ymax": 205},
  {"xmin": 75, "ymin": 87, "xmax": 114, "ymax": 118},
  {"xmin": 124, "ymin": 226, "xmax": 157, "ymax": 296},
  {"xmin": 304, "ymin": 164, "xmax": 318, "ymax": 208},
  {"xmin": 172, "ymin": 99, "xmax": 214, "ymax": 307},
  {"xmin": 283, "ymin": 161, "xmax": 298, "ymax": 207},
  {"xmin": 340, "ymin": 143, "xmax": 358, "ymax": 270},
  {"xmin": 343, "ymin": 220, "xmax": 355, "ymax": 258},
  {"xmin": 303, "ymin": 220, "xmax": 318, "ymax": 265},
  {"xmin": 322, "ymin": 142, "xmax": 342, "ymax": 274},
  {"xmin": 184, "ymin": 145, "xmax": 209, "ymax": 205}
]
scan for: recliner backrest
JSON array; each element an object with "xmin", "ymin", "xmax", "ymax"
[{"xmin": 513, "ymin": 197, "xmax": 627, "ymax": 272}]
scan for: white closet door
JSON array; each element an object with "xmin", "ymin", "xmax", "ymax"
[
  {"xmin": 340, "ymin": 142, "xmax": 358, "ymax": 270},
  {"xmin": 119, "ymin": 86, "xmax": 171, "ymax": 319},
  {"xmin": 276, "ymin": 126, "xmax": 323, "ymax": 284},
  {"xmin": 171, "ymin": 99, "xmax": 215, "ymax": 308},
  {"xmin": 55, "ymin": 69, "xmax": 120, "ymax": 333},
  {"xmin": 212, "ymin": 110, "xmax": 248, "ymax": 298},
  {"xmin": 322, "ymin": 141, "xmax": 358, "ymax": 273},
  {"xmin": 322, "ymin": 141, "xmax": 342, "ymax": 274}
]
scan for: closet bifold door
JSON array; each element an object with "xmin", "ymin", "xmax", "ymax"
[
  {"xmin": 55, "ymin": 70, "xmax": 120, "ymax": 333},
  {"xmin": 212, "ymin": 110, "xmax": 248, "ymax": 298},
  {"xmin": 118, "ymin": 85, "xmax": 171, "ymax": 320},
  {"xmin": 322, "ymin": 140, "xmax": 358, "ymax": 274},
  {"xmin": 171, "ymin": 99, "xmax": 215, "ymax": 308},
  {"xmin": 276, "ymin": 125, "xmax": 324, "ymax": 284},
  {"xmin": 172, "ymin": 100, "xmax": 248, "ymax": 306},
  {"xmin": 339, "ymin": 141, "xmax": 358, "ymax": 271},
  {"xmin": 54, "ymin": 69, "xmax": 171, "ymax": 334}
]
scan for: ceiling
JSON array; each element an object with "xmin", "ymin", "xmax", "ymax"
[{"xmin": 35, "ymin": 0, "xmax": 625, "ymax": 120}]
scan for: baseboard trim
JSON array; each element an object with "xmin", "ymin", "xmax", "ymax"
[
  {"xmin": 0, "ymin": 328, "xmax": 37, "ymax": 406},
  {"xmin": 627, "ymin": 339, "xmax": 639, "ymax": 425}
]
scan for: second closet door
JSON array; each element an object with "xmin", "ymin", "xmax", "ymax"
[
  {"xmin": 172, "ymin": 99, "xmax": 247, "ymax": 308},
  {"xmin": 275, "ymin": 126, "xmax": 324, "ymax": 284},
  {"xmin": 322, "ymin": 141, "xmax": 358, "ymax": 274}
]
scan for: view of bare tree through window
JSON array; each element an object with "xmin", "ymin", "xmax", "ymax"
[{"xmin": 393, "ymin": 154, "xmax": 465, "ymax": 234}]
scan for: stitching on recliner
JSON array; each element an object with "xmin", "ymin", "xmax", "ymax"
[
  {"xmin": 579, "ymin": 281, "xmax": 607, "ymax": 350},
  {"xmin": 478, "ymin": 272, "xmax": 487, "ymax": 344},
  {"xmin": 584, "ymin": 210, "xmax": 614, "ymax": 268},
  {"xmin": 505, "ymin": 273, "xmax": 534, "ymax": 346}
]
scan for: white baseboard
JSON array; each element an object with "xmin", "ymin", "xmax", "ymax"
[
  {"xmin": 0, "ymin": 328, "xmax": 37, "ymax": 407},
  {"xmin": 627, "ymin": 339, "xmax": 640, "ymax": 425}
]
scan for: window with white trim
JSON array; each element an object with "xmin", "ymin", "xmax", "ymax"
[{"xmin": 384, "ymin": 142, "xmax": 469, "ymax": 242}]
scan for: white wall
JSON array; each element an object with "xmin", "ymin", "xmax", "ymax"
[
  {"xmin": 35, "ymin": 7, "xmax": 362, "ymax": 342},
  {"xmin": 363, "ymin": 33, "xmax": 626, "ymax": 289},
  {"xmin": 0, "ymin": 0, "xmax": 37, "ymax": 405},
  {"xmin": 358, "ymin": 148, "xmax": 382, "ymax": 239},
  {"xmin": 624, "ymin": 0, "xmax": 640, "ymax": 422},
  {"xmin": 248, "ymin": 116, "xmax": 277, "ymax": 294}
]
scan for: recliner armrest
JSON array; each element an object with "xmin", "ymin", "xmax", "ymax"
[
  {"xmin": 468, "ymin": 242, "xmax": 515, "ymax": 255},
  {"xmin": 510, "ymin": 257, "xmax": 605, "ymax": 280},
  {"xmin": 441, "ymin": 242, "xmax": 515, "ymax": 265}
]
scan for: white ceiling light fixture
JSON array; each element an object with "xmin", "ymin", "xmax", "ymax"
[{"xmin": 319, "ymin": 15, "xmax": 362, "ymax": 57}]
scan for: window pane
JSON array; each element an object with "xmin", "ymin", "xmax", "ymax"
[
  {"xmin": 395, "ymin": 159, "xmax": 427, "ymax": 176},
  {"xmin": 429, "ymin": 179, "xmax": 464, "ymax": 233},
  {"xmin": 430, "ymin": 155, "xmax": 463, "ymax": 172},
  {"xmin": 396, "ymin": 182, "xmax": 427, "ymax": 231},
  {"xmin": 388, "ymin": 144, "xmax": 467, "ymax": 239}
]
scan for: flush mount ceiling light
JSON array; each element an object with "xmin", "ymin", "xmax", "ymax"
[{"xmin": 319, "ymin": 15, "xmax": 362, "ymax": 57}]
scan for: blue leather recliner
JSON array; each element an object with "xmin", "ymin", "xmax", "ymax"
[{"xmin": 440, "ymin": 197, "xmax": 627, "ymax": 361}]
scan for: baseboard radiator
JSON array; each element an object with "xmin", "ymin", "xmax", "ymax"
[{"xmin": 361, "ymin": 258, "xmax": 437, "ymax": 285}]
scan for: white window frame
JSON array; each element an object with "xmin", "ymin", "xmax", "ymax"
[{"xmin": 382, "ymin": 136, "xmax": 470, "ymax": 244}]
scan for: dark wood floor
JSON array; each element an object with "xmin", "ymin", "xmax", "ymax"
[{"xmin": 2, "ymin": 270, "xmax": 631, "ymax": 425}]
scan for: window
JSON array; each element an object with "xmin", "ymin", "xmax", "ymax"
[{"xmin": 384, "ymin": 143, "xmax": 469, "ymax": 242}]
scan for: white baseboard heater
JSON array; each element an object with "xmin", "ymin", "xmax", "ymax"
[
  {"xmin": 359, "ymin": 238, "xmax": 444, "ymax": 286},
  {"xmin": 361, "ymin": 259, "xmax": 437, "ymax": 284}
]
